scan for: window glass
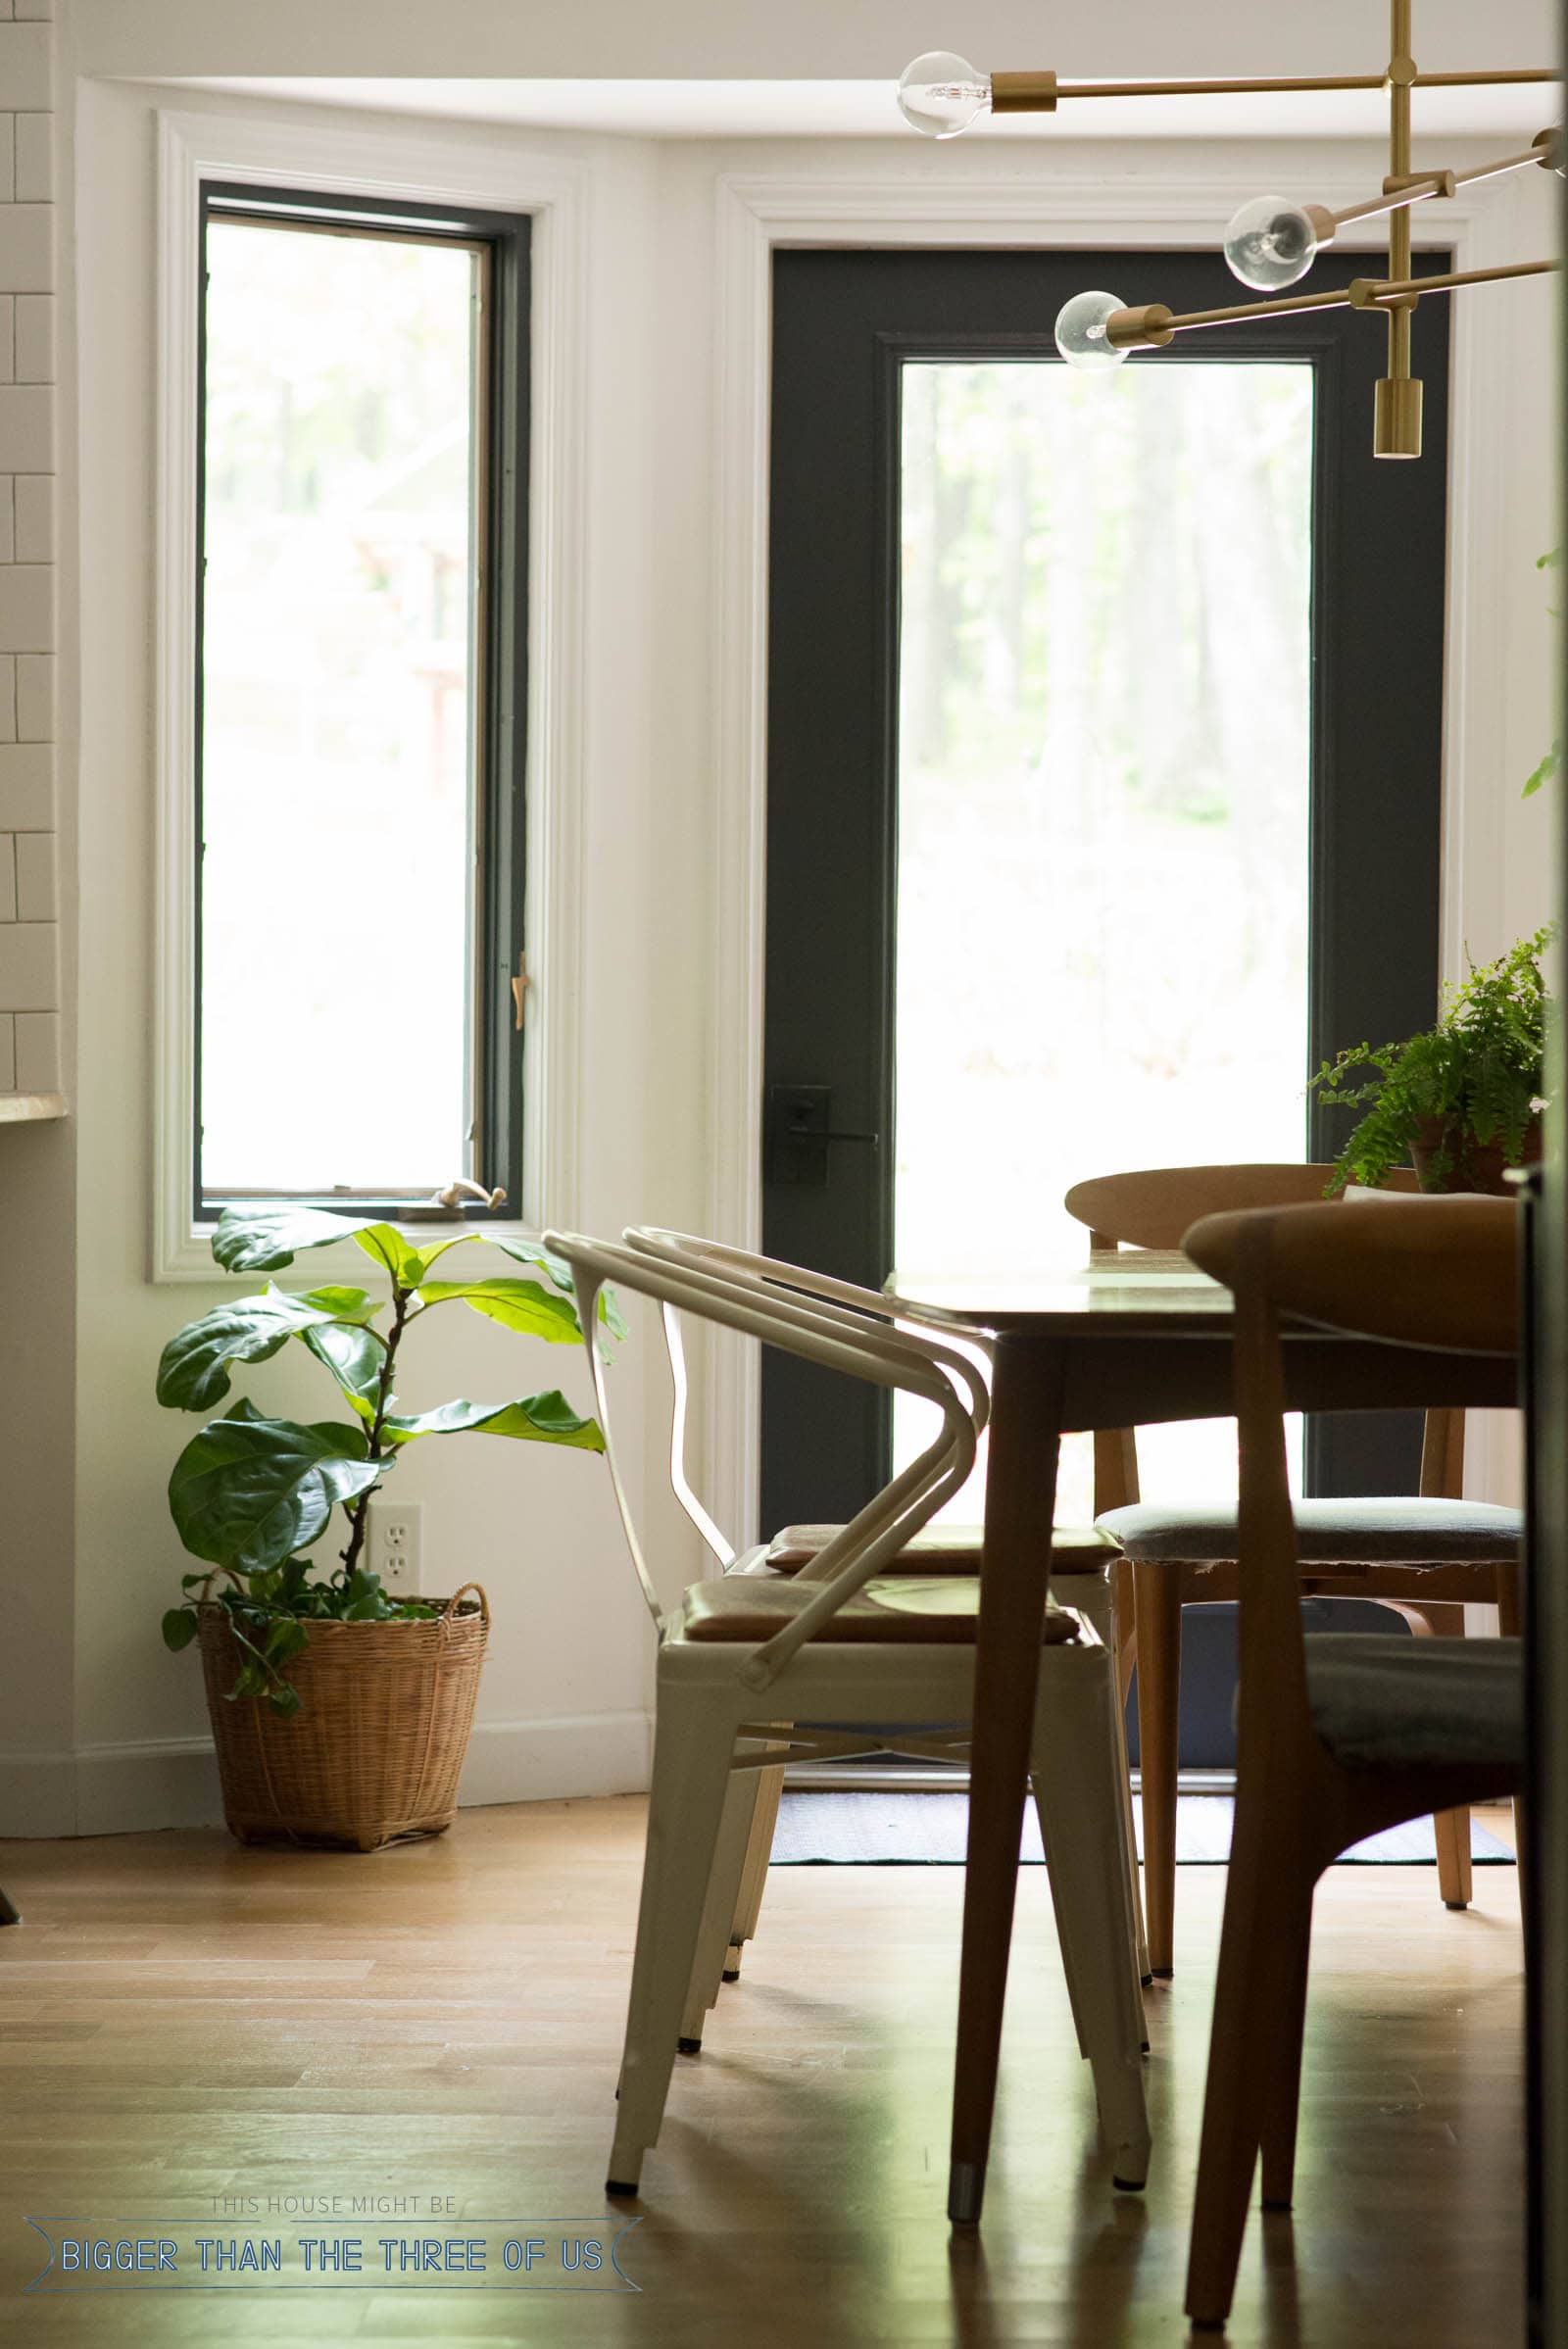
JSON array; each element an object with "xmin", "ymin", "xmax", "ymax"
[{"xmin": 199, "ymin": 217, "xmax": 483, "ymax": 1199}]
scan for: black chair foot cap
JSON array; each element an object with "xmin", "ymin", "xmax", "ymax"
[
  {"xmin": 1189, "ymin": 2319, "xmax": 1226, "ymax": 2333},
  {"xmin": 677, "ymin": 2036, "xmax": 702, "ymax": 2054},
  {"xmin": 720, "ymin": 1968, "xmax": 740, "ymax": 1982},
  {"xmin": 605, "ymin": 2179, "xmax": 639, "ymax": 2199},
  {"xmin": 1112, "ymin": 2176, "xmax": 1147, "ymax": 2193},
  {"xmin": 1141, "ymin": 1972, "xmax": 1153, "ymax": 1987},
  {"xmin": 1261, "ymin": 2196, "xmax": 1293, "ymax": 2213},
  {"xmin": 1141, "ymin": 2039, "xmax": 1151, "ymax": 2054},
  {"xmin": 1445, "ymin": 1901, "xmax": 1470, "ymax": 1913},
  {"xmin": 1150, "ymin": 1967, "xmax": 1174, "ymax": 1981}
]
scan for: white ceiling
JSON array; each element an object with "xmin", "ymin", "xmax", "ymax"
[{"xmin": 174, "ymin": 76, "xmax": 1562, "ymax": 145}]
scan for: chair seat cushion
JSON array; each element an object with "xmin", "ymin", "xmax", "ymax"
[
  {"xmin": 1097, "ymin": 1495, "xmax": 1521, "ymax": 1565},
  {"xmin": 764, "ymin": 1522, "xmax": 1118, "ymax": 1575},
  {"xmin": 1303, "ymin": 1632, "xmax": 1523, "ymax": 1769},
  {"xmin": 680, "ymin": 1576, "xmax": 1081, "ymax": 1644}
]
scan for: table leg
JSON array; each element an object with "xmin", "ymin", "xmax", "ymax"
[{"xmin": 949, "ymin": 1332, "xmax": 1065, "ymax": 2224}]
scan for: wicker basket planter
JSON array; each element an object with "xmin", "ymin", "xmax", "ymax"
[{"xmin": 198, "ymin": 1584, "xmax": 490, "ymax": 1851}]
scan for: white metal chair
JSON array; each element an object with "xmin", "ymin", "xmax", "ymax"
[
  {"xmin": 545, "ymin": 1228, "xmax": 1152, "ymax": 2203},
  {"xmin": 623, "ymin": 1224, "xmax": 1150, "ymax": 1989}
]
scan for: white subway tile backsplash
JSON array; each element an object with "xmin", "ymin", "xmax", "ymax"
[
  {"xmin": 0, "ymin": 298, "xmax": 13, "ymax": 383},
  {"xmin": 0, "ymin": 742, "xmax": 50, "ymax": 824},
  {"xmin": 14, "ymin": 115, "xmax": 49, "ymax": 205},
  {"xmin": 0, "ymin": 1014, "xmax": 13, "ymax": 1093},
  {"xmin": 14, "ymin": 471, "xmax": 49, "ymax": 560},
  {"xmin": 0, "ymin": 381, "xmax": 50, "ymax": 468},
  {"xmin": 0, "ymin": 561, "xmax": 51, "ymax": 652},
  {"xmin": 0, "ymin": 917, "xmax": 56, "ymax": 1008},
  {"xmin": 15, "ymin": 0, "xmax": 54, "ymax": 21},
  {"xmin": 0, "ymin": 656, "xmax": 14, "ymax": 744},
  {"xmin": 0, "ymin": 211, "xmax": 51, "ymax": 299},
  {"xmin": 14, "ymin": 1007, "xmax": 56, "ymax": 1089},
  {"xmin": 0, "ymin": 24, "xmax": 53, "ymax": 106},
  {"xmin": 0, "ymin": 476, "xmax": 12, "ymax": 563},
  {"xmin": 14, "ymin": 292, "xmax": 51, "ymax": 381},
  {"xmin": 0, "ymin": 832, "xmax": 14, "ymax": 919},
  {"xmin": 0, "ymin": 119, "xmax": 14, "ymax": 207},
  {"xmin": 15, "ymin": 651, "xmax": 50, "ymax": 740},
  {"xmin": 15, "ymin": 827, "xmax": 51, "ymax": 918}
]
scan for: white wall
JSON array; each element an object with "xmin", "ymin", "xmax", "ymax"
[{"xmin": 4, "ymin": 26, "xmax": 1557, "ymax": 1829}]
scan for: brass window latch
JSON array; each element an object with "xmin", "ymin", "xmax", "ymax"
[{"xmin": 512, "ymin": 952, "xmax": 529, "ymax": 1032}]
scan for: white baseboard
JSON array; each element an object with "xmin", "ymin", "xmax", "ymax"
[{"xmin": 0, "ymin": 1712, "xmax": 654, "ymax": 1839}]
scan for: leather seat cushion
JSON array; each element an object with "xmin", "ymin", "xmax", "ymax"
[
  {"xmin": 764, "ymin": 1522, "xmax": 1118, "ymax": 1575},
  {"xmin": 1098, "ymin": 1495, "xmax": 1521, "ymax": 1565},
  {"xmin": 681, "ymin": 1576, "xmax": 1081, "ymax": 1644},
  {"xmin": 1302, "ymin": 1633, "xmax": 1523, "ymax": 1769}
]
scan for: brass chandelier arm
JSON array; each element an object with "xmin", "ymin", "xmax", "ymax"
[
  {"xmin": 987, "ymin": 67, "xmax": 1556, "ymax": 110},
  {"xmin": 1106, "ymin": 257, "xmax": 1561, "ymax": 350}
]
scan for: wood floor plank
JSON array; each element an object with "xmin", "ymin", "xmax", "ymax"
[{"xmin": 0, "ymin": 1799, "xmax": 1523, "ymax": 2346}]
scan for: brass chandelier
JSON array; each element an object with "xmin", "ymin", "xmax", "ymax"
[{"xmin": 897, "ymin": 0, "xmax": 1560, "ymax": 457}]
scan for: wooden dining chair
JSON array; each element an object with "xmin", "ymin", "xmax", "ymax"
[
  {"xmin": 1063, "ymin": 1164, "xmax": 1522, "ymax": 1978},
  {"xmin": 544, "ymin": 1228, "xmax": 1152, "ymax": 2203},
  {"xmin": 622, "ymin": 1223, "xmax": 1148, "ymax": 1989},
  {"xmin": 1177, "ymin": 1195, "xmax": 1523, "ymax": 2330}
]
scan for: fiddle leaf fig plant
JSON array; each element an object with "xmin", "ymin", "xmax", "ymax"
[{"xmin": 159, "ymin": 1207, "xmax": 621, "ymax": 1714}]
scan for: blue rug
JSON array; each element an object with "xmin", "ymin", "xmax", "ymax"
[{"xmin": 771, "ymin": 1791, "xmax": 1515, "ymax": 1867}]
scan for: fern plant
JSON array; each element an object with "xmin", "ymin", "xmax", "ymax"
[{"xmin": 1307, "ymin": 928, "xmax": 1550, "ymax": 1195}]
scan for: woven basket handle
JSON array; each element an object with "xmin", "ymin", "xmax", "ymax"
[
  {"xmin": 440, "ymin": 1583, "xmax": 490, "ymax": 1627},
  {"xmin": 195, "ymin": 1565, "xmax": 251, "ymax": 1603}
]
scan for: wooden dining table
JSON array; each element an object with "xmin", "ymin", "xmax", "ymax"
[{"xmin": 883, "ymin": 1248, "xmax": 1518, "ymax": 2224}]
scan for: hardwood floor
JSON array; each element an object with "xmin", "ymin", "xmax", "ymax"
[{"xmin": 0, "ymin": 1800, "xmax": 1524, "ymax": 2346}]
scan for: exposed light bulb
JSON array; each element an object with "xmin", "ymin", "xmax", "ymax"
[
  {"xmin": 1222, "ymin": 194, "xmax": 1320, "ymax": 290},
  {"xmin": 1054, "ymin": 290, "xmax": 1129, "ymax": 371},
  {"xmin": 897, "ymin": 52, "xmax": 992, "ymax": 138}
]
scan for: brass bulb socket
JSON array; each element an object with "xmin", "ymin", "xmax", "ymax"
[
  {"xmin": 1303, "ymin": 203, "xmax": 1339, "ymax": 246},
  {"xmin": 990, "ymin": 71, "xmax": 1058, "ymax": 114},
  {"xmin": 1374, "ymin": 375, "xmax": 1423, "ymax": 458},
  {"xmin": 1534, "ymin": 126, "xmax": 1563, "ymax": 171},
  {"xmin": 1105, "ymin": 302, "xmax": 1176, "ymax": 350}
]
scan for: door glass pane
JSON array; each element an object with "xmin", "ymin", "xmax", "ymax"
[
  {"xmin": 199, "ymin": 217, "xmax": 482, "ymax": 1199},
  {"xmin": 894, "ymin": 361, "xmax": 1313, "ymax": 1518}
]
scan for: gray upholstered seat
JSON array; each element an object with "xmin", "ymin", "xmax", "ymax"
[
  {"xmin": 1302, "ymin": 1633, "xmax": 1523, "ymax": 1769},
  {"xmin": 1098, "ymin": 1495, "xmax": 1521, "ymax": 1564}
]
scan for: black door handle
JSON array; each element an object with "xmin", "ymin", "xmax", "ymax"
[{"xmin": 766, "ymin": 1084, "xmax": 881, "ymax": 1186}]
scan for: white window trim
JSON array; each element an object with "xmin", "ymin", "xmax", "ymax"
[
  {"xmin": 153, "ymin": 105, "xmax": 590, "ymax": 1281},
  {"xmin": 701, "ymin": 156, "xmax": 1505, "ymax": 1553}
]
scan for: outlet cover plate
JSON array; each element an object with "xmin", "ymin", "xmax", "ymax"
[{"xmin": 368, "ymin": 1501, "xmax": 422, "ymax": 1595}]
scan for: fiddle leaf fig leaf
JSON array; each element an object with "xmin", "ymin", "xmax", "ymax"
[
  {"xmin": 157, "ymin": 1285, "xmax": 381, "ymax": 1412},
  {"xmin": 168, "ymin": 1413, "xmax": 388, "ymax": 1573},
  {"xmin": 383, "ymin": 1392, "xmax": 605, "ymax": 1450},
  {"xmin": 301, "ymin": 1318, "xmax": 385, "ymax": 1416},
  {"xmin": 415, "ymin": 1276, "xmax": 584, "ymax": 1344},
  {"xmin": 492, "ymin": 1236, "xmax": 627, "ymax": 1337},
  {"xmin": 212, "ymin": 1205, "xmax": 416, "ymax": 1280}
]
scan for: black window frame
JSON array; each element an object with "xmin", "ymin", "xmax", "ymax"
[{"xmin": 193, "ymin": 180, "xmax": 532, "ymax": 1228}]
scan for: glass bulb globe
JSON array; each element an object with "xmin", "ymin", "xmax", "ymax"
[
  {"xmin": 1222, "ymin": 195, "xmax": 1319, "ymax": 291},
  {"xmin": 1054, "ymin": 290, "xmax": 1129, "ymax": 371},
  {"xmin": 897, "ymin": 52, "xmax": 992, "ymax": 138}
]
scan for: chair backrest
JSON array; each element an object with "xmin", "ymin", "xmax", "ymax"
[
  {"xmin": 622, "ymin": 1226, "xmax": 992, "ymax": 1566},
  {"xmin": 1063, "ymin": 1162, "xmax": 1421, "ymax": 1254},
  {"xmin": 543, "ymin": 1229, "xmax": 979, "ymax": 1690},
  {"xmin": 1182, "ymin": 1197, "xmax": 1519, "ymax": 1740},
  {"xmin": 1061, "ymin": 1162, "xmax": 1439, "ymax": 1508}
]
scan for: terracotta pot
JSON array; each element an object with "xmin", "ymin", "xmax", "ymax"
[{"xmin": 1408, "ymin": 1113, "xmax": 1543, "ymax": 1196}]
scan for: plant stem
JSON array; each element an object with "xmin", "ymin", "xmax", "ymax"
[{"xmin": 339, "ymin": 1284, "xmax": 411, "ymax": 1578}]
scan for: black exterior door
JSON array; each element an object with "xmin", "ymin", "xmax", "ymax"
[{"xmin": 761, "ymin": 247, "xmax": 1450, "ymax": 1617}]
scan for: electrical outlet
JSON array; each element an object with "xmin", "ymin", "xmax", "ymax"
[{"xmin": 368, "ymin": 1501, "xmax": 422, "ymax": 1594}]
